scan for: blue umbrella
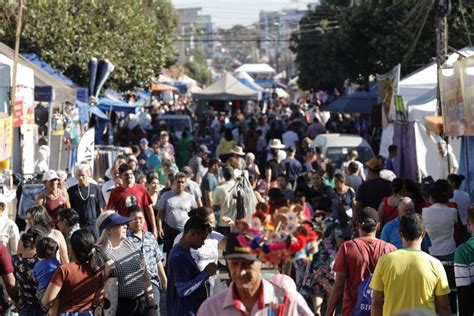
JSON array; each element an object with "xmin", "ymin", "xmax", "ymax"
[{"xmin": 325, "ymin": 92, "xmax": 378, "ymax": 114}]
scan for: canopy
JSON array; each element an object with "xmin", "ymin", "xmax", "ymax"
[
  {"xmin": 325, "ymin": 92, "xmax": 377, "ymax": 114},
  {"xmin": 22, "ymin": 53, "xmax": 88, "ymax": 102},
  {"xmin": 0, "ymin": 43, "xmax": 75, "ymax": 103},
  {"xmin": 177, "ymin": 75, "xmax": 197, "ymax": 87},
  {"xmin": 98, "ymin": 97, "xmax": 136, "ymax": 112},
  {"xmin": 234, "ymin": 63, "xmax": 276, "ymax": 74},
  {"xmin": 235, "ymin": 71, "xmax": 265, "ymax": 92},
  {"xmin": 192, "ymin": 72, "xmax": 260, "ymax": 101},
  {"xmin": 150, "ymin": 83, "xmax": 178, "ymax": 92}
]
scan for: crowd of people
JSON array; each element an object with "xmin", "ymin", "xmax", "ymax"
[{"xmin": 0, "ymin": 99, "xmax": 472, "ymax": 316}]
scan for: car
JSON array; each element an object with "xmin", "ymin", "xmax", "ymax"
[
  {"xmin": 155, "ymin": 115, "xmax": 193, "ymax": 138},
  {"xmin": 312, "ymin": 133, "xmax": 375, "ymax": 169}
]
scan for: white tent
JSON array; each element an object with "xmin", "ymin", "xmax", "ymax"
[
  {"xmin": 192, "ymin": 72, "xmax": 261, "ymax": 101},
  {"xmin": 177, "ymin": 75, "xmax": 197, "ymax": 87},
  {"xmin": 380, "ymin": 48, "xmax": 474, "ymax": 179},
  {"xmin": 234, "ymin": 63, "xmax": 276, "ymax": 75}
]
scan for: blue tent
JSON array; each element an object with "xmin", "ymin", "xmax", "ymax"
[
  {"xmin": 324, "ymin": 92, "xmax": 378, "ymax": 114},
  {"xmin": 98, "ymin": 97, "xmax": 136, "ymax": 112},
  {"xmin": 22, "ymin": 53, "xmax": 88, "ymax": 102}
]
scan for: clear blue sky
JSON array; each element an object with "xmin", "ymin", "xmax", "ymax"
[{"xmin": 171, "ymin": 0, "xmax": 316, "ymax": 29}]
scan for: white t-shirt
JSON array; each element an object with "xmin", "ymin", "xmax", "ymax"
[
  {"xmin": 439, "ymin": 152, "xmax": 459, "ymax": 180},
  {"xmin": 451, "ymin": 189, "xmax": 470, "ymax": 225},
  {"xmin": 422, "ymin": 203, "xmax": 457, "ymax": 256},
  {"xmin": 157, "ymin": 191, "xmax": 197, "ymax": 230}
]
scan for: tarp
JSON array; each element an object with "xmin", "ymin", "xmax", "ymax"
[
  {"xmin": 234, "ymin": 63, "xmax": 276, "ymax": 74},
  {"xmin": 0, "ymin": 43, "xmax": 75, "ymax": 103},
  {"xmin": 98, "ymin": 97, "xmax": 136, "ymax": 112},
  {"xmin": 192, "ymin": 72, "xmax": 260, "ymax": 101},
  {"xmin": 22, "ymin": 53, "xmax": 88, "ymax": 102},
  {"xmin": 325, "ymin": 92, "xmax": 377, "ymax": 114}
]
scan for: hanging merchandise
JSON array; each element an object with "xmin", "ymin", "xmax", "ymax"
[
  {"xmin": 376, "ymin": 64, "xmax": 401, "ymax": 128},
  {"xmin": 64, "ymin": 103, "xmax": 81, "ymax": 145}
]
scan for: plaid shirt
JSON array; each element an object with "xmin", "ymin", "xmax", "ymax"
[{"xmin": 127, "ymin": 230, "xmax": 163, "ymax": 287}]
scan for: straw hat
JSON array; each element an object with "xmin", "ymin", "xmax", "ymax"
[
  {"xmin": 230, "ymin": 146, "xmax": 245, "ymax": 156},
  {"xmin": 269, "ymin": 139, "xmax": 285, "ymax": 149}
]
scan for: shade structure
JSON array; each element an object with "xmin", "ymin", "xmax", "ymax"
[
  {"xmin": 150, "ymin": 83, "xmax": 178, "ymax": 92},
  {"xmin": 234, "ymin": 63, "xmax": 276, "ymax": 74},
  {"xmin": 192, "ymin": 72, "xmax": 260, "ymax": 101},
  {"xmin": 325, "ymin": 92, "xmax": 378, "ymax": 114},
  {"xmin": 0, "ymin": 43, "xmax": 75, "ymax": 103}
]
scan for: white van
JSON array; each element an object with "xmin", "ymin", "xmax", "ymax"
[{"xmin": 312, "ymin": 133, "xmax": 375, "ymax": 168}]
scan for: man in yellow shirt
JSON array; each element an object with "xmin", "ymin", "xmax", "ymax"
[{"xmin": 370, "ymin": 213, "xmax": 451, "ymax": 316}]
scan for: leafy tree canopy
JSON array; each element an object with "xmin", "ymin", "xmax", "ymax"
[
  {"xmin": 0, "ymin": 0, "xmax": 178, "ymax": 91},
  {"xmin": 292, "ymin": 0, "xmax": 474, "ymax": 91}
]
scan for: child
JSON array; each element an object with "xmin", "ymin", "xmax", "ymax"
[{"xmin": 33, "ymin": 237, "xmax": 60, "ymax": 301}]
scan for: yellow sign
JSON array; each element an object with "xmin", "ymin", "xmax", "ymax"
[{"xmin": 0, "ymin": 116, "xmax": 13, "ymax": 161}]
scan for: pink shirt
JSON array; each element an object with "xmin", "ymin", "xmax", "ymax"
[{"xmin": 197, "ymin": 277, "xmax": 313, "ymax": 316}]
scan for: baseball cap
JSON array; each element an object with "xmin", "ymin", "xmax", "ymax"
[
  {"xmin": 42, "ymin": 170, "xmax": 59, "ymax": 181},
  {"xmin": 98, "ymin": 211, "xmax": 133, "ymax": 232},
  {"xmin": 198, "ymin": 144, "xmax": 211, "ymax": 154},
  {"xmin": 356, "ymin": 207, "xmax": 380, "ymax": 224},
  {"xmin": 209, "ymin": 157, "xmax": 222, "ymax": 166},
  {"xmin": 139, "ymin": 138, "xmax": 149, "ymax": 145},
  {"xmin": 224, "ymin": 233, "xmax": 259, "ymax": 261}
]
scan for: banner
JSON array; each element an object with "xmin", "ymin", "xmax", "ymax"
[
  {"xmin": 0, "ymin": 116, "xmax": 12, "ymax": 161},
  {"xmin": 461, "ymin": 56, "xmax": 474, "ymax": 135},
  {"xmin": 13, "ymin": 85, "xmax": 35, "ymax": 128},
  {"xmin": 439, "ymin": 63, "xmax": 465, "ymax": 136},
  {"xmin": 76, "ymin": 128, "xmax": 95, "ymax": 174},
  {"xmin": 376, "ymin": 64, "xmax": 401, "ymax": 127}
]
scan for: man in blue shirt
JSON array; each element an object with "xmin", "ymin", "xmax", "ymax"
[
  {"xmin": 381, "ymin": 197, "xmax": 431, "ymax": 251},
  {"xmin": 167, "ymin": 216, "xmax": 217, "ymax": 315},
  {"xmin": 201, "ymin": 158, "xmax": 220, "ymax": 208},
  {"xmin": 127, "ymin": 206, "xmax": 167, "ymax": 315}
]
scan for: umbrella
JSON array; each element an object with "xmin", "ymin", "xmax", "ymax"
[{"xmin": 324, "ymin": 92, "xmax": 378, "ymax": 114}]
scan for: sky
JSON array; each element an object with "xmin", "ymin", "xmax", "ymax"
[{"xmin": 171, "ymin": 0, "xmax": 316, "ymax": 29}]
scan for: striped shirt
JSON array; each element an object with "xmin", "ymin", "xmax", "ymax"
[{"xmin": 454, "ymin": 237, "xmax": 474, "ymax": 287}]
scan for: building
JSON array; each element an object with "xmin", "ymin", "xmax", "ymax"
[
  {"xmin": 258, "ymin": 2, "xmax": 316, "ymax": 79},
  {"xmin": 175, "ymin": 8, "xmax": 214, "ymax": 64}
]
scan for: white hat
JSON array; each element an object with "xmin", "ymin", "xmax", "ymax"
[
  {"xmin": 42, "ymin": 170, "xmax": 59, "ymax": 182},
  {"xmin": 230, "ymin": 146, "xmax": 246, "ymax": 156},
  {"xmin": 269, "ymin": 139, "xmax": 285, "ymax": 149}
]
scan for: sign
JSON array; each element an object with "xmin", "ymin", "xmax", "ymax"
[
  {"xmin": 376, "ymin": 64, "xmax": 401, "ymax": 127},
  {"xmin": 439, "ymin": 63, "xmax": 465, "ymax": 136},
  {"xmin": 76, "ymin": 128, "xmax": 95, "ymax": 174},
  {"xmin": 13, "ymin": 85, "xmax": 34, "ymax": 128},
  {"xmin": 461, "ymin": 56, "xmax": 474, "ymax": 135},
  {"xmin": 0, "ymin": 116, "xmax": 13, "ymax": 161}
]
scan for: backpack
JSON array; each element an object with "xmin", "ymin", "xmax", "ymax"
[{"xmin": 352, "ymin": 240, "xmax": 373, "ymax": 316}]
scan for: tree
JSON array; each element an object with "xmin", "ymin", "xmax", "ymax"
[
  {"xmin": 0, "ymin": 0, "xmax": 177, "ymax": 91},
  {"xmin": 183, "ymin": 47, "xmax": 212, "ymax": 85},
  {"xmin": 292, "ymin": 0, "xmax": 474, "ymax": 91}
]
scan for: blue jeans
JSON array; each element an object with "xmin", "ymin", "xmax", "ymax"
[
  {"xmin": 151, "ymin": 282, "xmax": 161, "ymax": 316},
  {"xmin": 19, "ymin": 184, "xmax": 45, "ymax": 219}
]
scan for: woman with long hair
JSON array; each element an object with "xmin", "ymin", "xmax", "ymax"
[
  {"xmin": 20, "ymin": 206, "xmax": 69, "ymax": 264},
  {"xmin": 94, "ymin": 211, "xmax": 158, "ymax": 316},
  {"xmin": 12, "ymin": 226, "xmax": 47, "ymax": 316},
  {"xmin": 377, "ymin": 178, "xmax": 404, "ymax": 226},
  {"xmin": 147, "ymin": 173, "xmax": 162, "ymax": 207},
  {"xmin": 217, "ymin": 128, "xmax": 237, "ymax": 162},
  {"xmin": 41, "ymin": 229, "xmax": 114, "ymax": 315}
]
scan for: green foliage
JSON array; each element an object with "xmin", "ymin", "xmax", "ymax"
[
  {"xmin": 0, "ymin": 0, "xmax": 177, "ymax": 91},
  {"xmin": 184, "ymin": 60, "xmax": 212, "ymax": 85},
  {"xmin": 292, "ymin": 0, "xmax": 474, "ymax": 91}
]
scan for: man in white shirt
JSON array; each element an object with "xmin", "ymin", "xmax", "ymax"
[{"xmin": 438, "ymin": 140, "xmax": 458, "ymax": 179}]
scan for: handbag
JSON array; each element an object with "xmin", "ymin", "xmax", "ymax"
[
  {"xmin": 102, "ymin": 277, "xmax": 118, "ymax": 316},
  {"xmin": 352, "ymin": 240, "xmax": 373, "ymax": 316}
]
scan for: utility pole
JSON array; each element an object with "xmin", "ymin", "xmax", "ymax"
[
  {"xmin": 436, "ymin": 0, "xmax": 450, "ymax": 116},
  {"xmin": 9, "ymin": 0, "xmax": 24, "ymax": 172}
]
